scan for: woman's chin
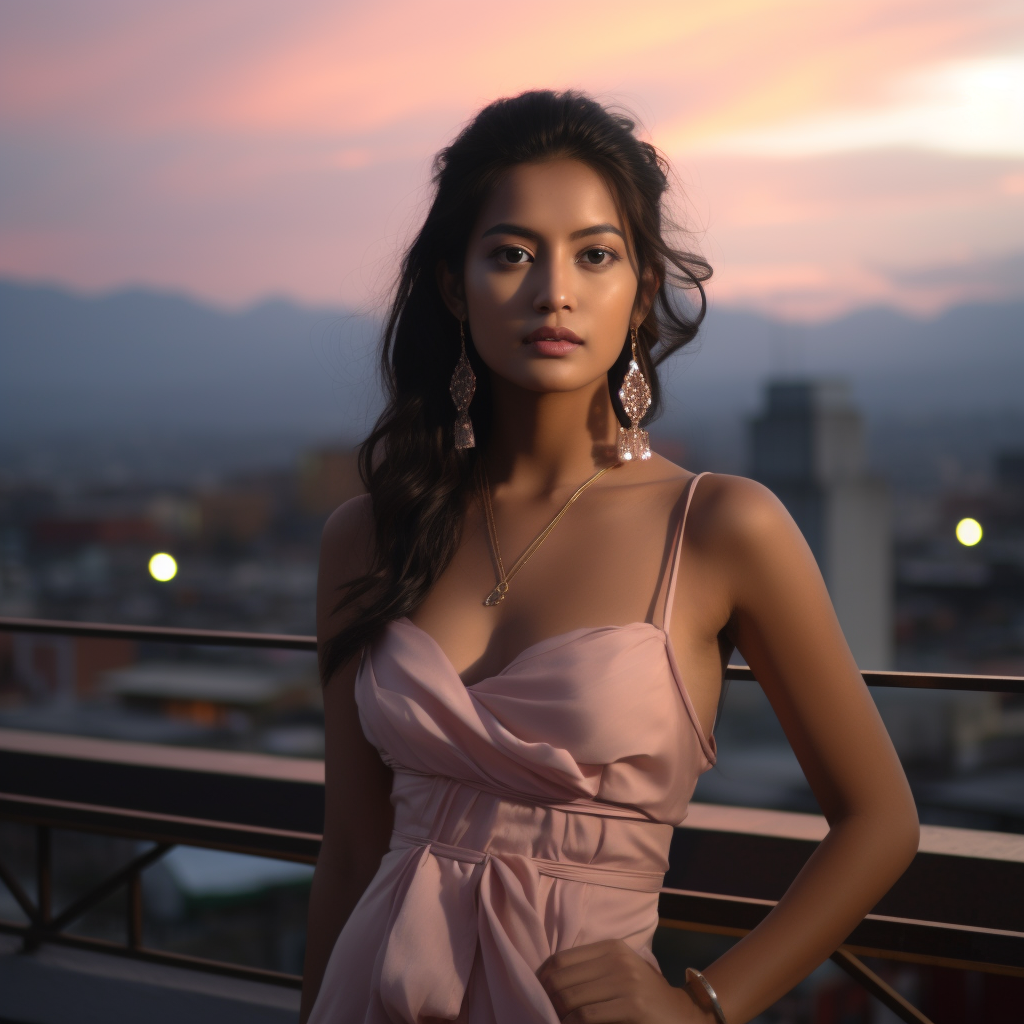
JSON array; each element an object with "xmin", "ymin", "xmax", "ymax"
[{"xmin": 496, "ymin": 368, "xmax": 609, "ymax": 396}]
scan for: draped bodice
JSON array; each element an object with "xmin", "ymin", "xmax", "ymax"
[{"xmin": 358, "ymin": 615, "xmax": 715, "ymax": 825}]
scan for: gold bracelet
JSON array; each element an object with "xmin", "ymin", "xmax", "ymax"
[{"xmin": 685, "ymin": 968, "xmax": 727, "ymax": 1024}]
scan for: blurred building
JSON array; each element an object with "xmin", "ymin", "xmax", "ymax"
[
  {"xmin": 894, "ymin": 444, "xmax": 1024, "ymax": 676},
  {"xmin": 11, "ymin": 634, "xmax": 136, "ymax": 703},
  {"xmin": 297, "ymin": 447, "xmax": 362, "ymax": 516},
  {"xmin": 751, "ymin": 380, "xmax": 892, "ymax": 669},
  {"xmin": 198, "ymin": 487, "xmax": 275, "ymax": 545},
  {"xmin": 101, "ymin": 661, "xmax": 304, "ymax": 725}
]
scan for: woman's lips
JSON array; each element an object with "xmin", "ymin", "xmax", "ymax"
[{"xmin": 524, "ymin": 326, "xmax": 583, "ymax": 356}]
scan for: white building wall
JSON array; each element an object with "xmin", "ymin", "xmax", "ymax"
[
  {"xmin": 825, "ymin": 479, "xmax": 892, "ymax": 669},
  {"xmin": 752, "ymin": 380, "xmax": 893, "ymax": 670}
]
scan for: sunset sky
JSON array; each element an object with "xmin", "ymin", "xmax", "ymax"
[{"xmin": 1, "ymin": 0, "xmax": 1022, "ymax": 320}]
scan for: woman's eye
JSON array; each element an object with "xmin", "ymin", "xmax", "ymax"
[
  {"xmin": 499, "ymin": 246, "xmax": 532, "ymax": 265},
  {"xmin": 581, "ymin": 248, "xmax": 615, "ymax": 265}
]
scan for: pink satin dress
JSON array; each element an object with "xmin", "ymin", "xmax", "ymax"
[{"xmin": 309, "ymin": 473, "xmax": 716, "ymax": 1023}]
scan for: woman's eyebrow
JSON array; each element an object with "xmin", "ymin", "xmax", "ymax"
[
  {"xmin": 480, "ymin": 222, "xmax": 625, "ymax": 241},
  {"xmin": 569, "ymin": 223, "xmax": 625, "ymax": 241},
  {"xmin": 480, "ymin": 222, "xmax": 540, "ymax": 240}
]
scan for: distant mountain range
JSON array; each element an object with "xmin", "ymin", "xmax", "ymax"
[
  {"xmin": 2, "ymin": 279, "xmax": 1022, "ymax": 485},
  {"xmin": 661, "ymin": 298, "xmax": 1023, "ymax": 423},
  {"xmin": 1, "ymin": 280, "xmax": 376, "ymax": 437}
]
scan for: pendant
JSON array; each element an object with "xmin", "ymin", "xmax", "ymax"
[{"xmin": 484, "ymin": 581, "xmax": 509, "ymax": 606}]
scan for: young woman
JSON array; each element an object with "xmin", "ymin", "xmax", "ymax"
[{"xmin": 299, "ymin": 90, "xmax": 919, "ymax": 1024}]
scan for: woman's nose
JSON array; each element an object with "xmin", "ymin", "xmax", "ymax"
[{"xmin": 532, "ymin": 256, "xmax": 576, "ymax": 314}]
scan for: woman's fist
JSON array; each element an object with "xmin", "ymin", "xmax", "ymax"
[{"xmin": 536, "ymin": 939, "xmax": 714, "ymax": 1023}]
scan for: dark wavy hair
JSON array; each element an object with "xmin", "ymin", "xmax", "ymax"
[{"xmin": 320, "ymin": 89, "xmax": 712, "ymax": 681}]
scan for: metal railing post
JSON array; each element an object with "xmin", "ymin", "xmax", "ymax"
[
  {"xmin": 830, "ymin": 949, "xmax": 934, "ymax": 1024},
  {"xmin": 127, "ymin": 869, "xmax": 143, "ymax": 950},
  {"xmin": 36, "ymin": 824, "xmax": 51, "ymax": 925},
  {"xmin": 25, "ymin": 824, "xmax": 52, "ymax": 951}
]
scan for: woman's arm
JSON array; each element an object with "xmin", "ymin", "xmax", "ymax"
[
  {"xmin": 692, "ymin": 476, "xmax": 920, "ymax": 1021},
  {"xmin": 539, "ymin": 475, "xmax": 919, "ymax": 1024},
  {"xmin": 298, "ymin": 497, "xmax": 395, "ymax": 1024}
]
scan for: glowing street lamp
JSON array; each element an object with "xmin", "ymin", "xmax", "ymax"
[
  {"xmin": 955, "ymin": 518, "xmax": 982, "ymax": 547},
  {"xmin": 148, "ymin": 552, "xmax": 178, "ymax": 582}
]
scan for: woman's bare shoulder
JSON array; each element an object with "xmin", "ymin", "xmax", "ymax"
[
  {"xmin": 684, "ymin": 473, "xmax": 826, "ymax": 615},
  {"xmin": 322, "ymin": 492, "xmax": 373, "ymax": 544},
  {"xmin": 319, "ymin": 493, "xmax": 375, "ymax": 591},
  {"xmin": 686, "ymin": 472, "xmax": 801, "ymax": 553}
]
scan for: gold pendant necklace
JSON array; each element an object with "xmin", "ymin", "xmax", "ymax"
[{"xmin": 479, "ymin": 464, "xmax": 613, "ymax": 606}]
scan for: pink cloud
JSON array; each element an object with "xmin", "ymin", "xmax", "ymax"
[{"xmin": 0, "ymin": 0, "xmax": 1022, "ymax": 317}]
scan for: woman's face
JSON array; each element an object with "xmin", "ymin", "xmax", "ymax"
[{"xmin": 452, "ymin": 158, "xmax": 641, "ymax": 395}]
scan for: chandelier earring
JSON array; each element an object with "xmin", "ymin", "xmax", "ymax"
[
  {"xmin": 450, "ymin": 319, "xmax": 477, "ymax": 450},
  {"xmin": 616, "ymin": 327, "xmax": 652, "ymax": 462}
]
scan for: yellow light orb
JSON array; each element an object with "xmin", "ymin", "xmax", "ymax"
[
  {"xmin": 148, "ymin": 552, "xmax": 178, "ymax": 582},
  {"xmin": 955, "ymin": 518, "xmax": 982, "ymax": 547}
]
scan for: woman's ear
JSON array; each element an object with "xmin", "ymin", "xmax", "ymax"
[
  {"xmin": 436, "ymin": 261, "xmax": 467, "ymax": 321},
  {"xmin": 632, "ymin": 266, "xmax": 661, "ymax": 328}
]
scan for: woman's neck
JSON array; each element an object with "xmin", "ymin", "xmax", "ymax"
[{"xmin": 484, "ymin": 376, "xmax": 619, "ymax": 497}]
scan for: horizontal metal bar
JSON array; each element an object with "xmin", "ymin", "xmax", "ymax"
[
  {"xmin": 0, "ymin": 616, "xmax": 316, "ymax": 652},
  {"xmin": 5, "ymin": 617, "xmax": 1021, "ymax": 691},
  {"xmin": 658, "ymin": 889, "xmax": 1024, "ymax": 972},
  {"xmin": 0, "ymin": 793, "xmax": 321, "ymax": 863},
  {"xmin": 0, "ymin": 918, "xmax": 302, "ymax": 989},
  {"xmin": 838, "ymin": 942, "xmax": 1024, "ymax": 980},
  {"xmin": 724, "ymin": 663, "xmax": 1024, "ymax": 694},
  {"xmin": 0, "ymin": 727, "xmax": 324, "ymax": 783},
  {"xmin": 660, "ymin": 918, "xmax": 1024, "ymax": 981}
]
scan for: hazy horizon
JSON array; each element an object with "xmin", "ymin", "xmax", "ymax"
[{"xmin": 3, "ymin": 277, "xmax": 1022, "ymax": 490}]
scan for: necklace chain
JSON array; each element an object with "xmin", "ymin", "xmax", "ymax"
[{"xmin": 479, "ymin": 464, "xmax": 613, "ymax": 606}]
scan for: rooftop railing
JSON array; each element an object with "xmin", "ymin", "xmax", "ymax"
[{"xmin": 2, "ymin": 616, "xmax": 1023, "ymax": 1024}]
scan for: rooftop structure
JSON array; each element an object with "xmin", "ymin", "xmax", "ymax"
[
  {"xmin": 751, "ymin": 380, "xmax": 892, "ymax": 669},
  {"xmin": 2, "ymin": 617, "xmax": 1023, "ymax": 1023}
]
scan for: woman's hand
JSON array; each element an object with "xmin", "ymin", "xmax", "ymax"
[{"xmin": 537, "ymin": 939, "xmax": 715, "ymax": 1023}]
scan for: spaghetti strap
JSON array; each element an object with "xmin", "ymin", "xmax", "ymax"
[
  {"xmin": 660, "ymin": 472, "xmax": 711, "ymax": 630},
  {"xmin": 657, "ymin": 471, "xmax": 717, "ymax": 765}
]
